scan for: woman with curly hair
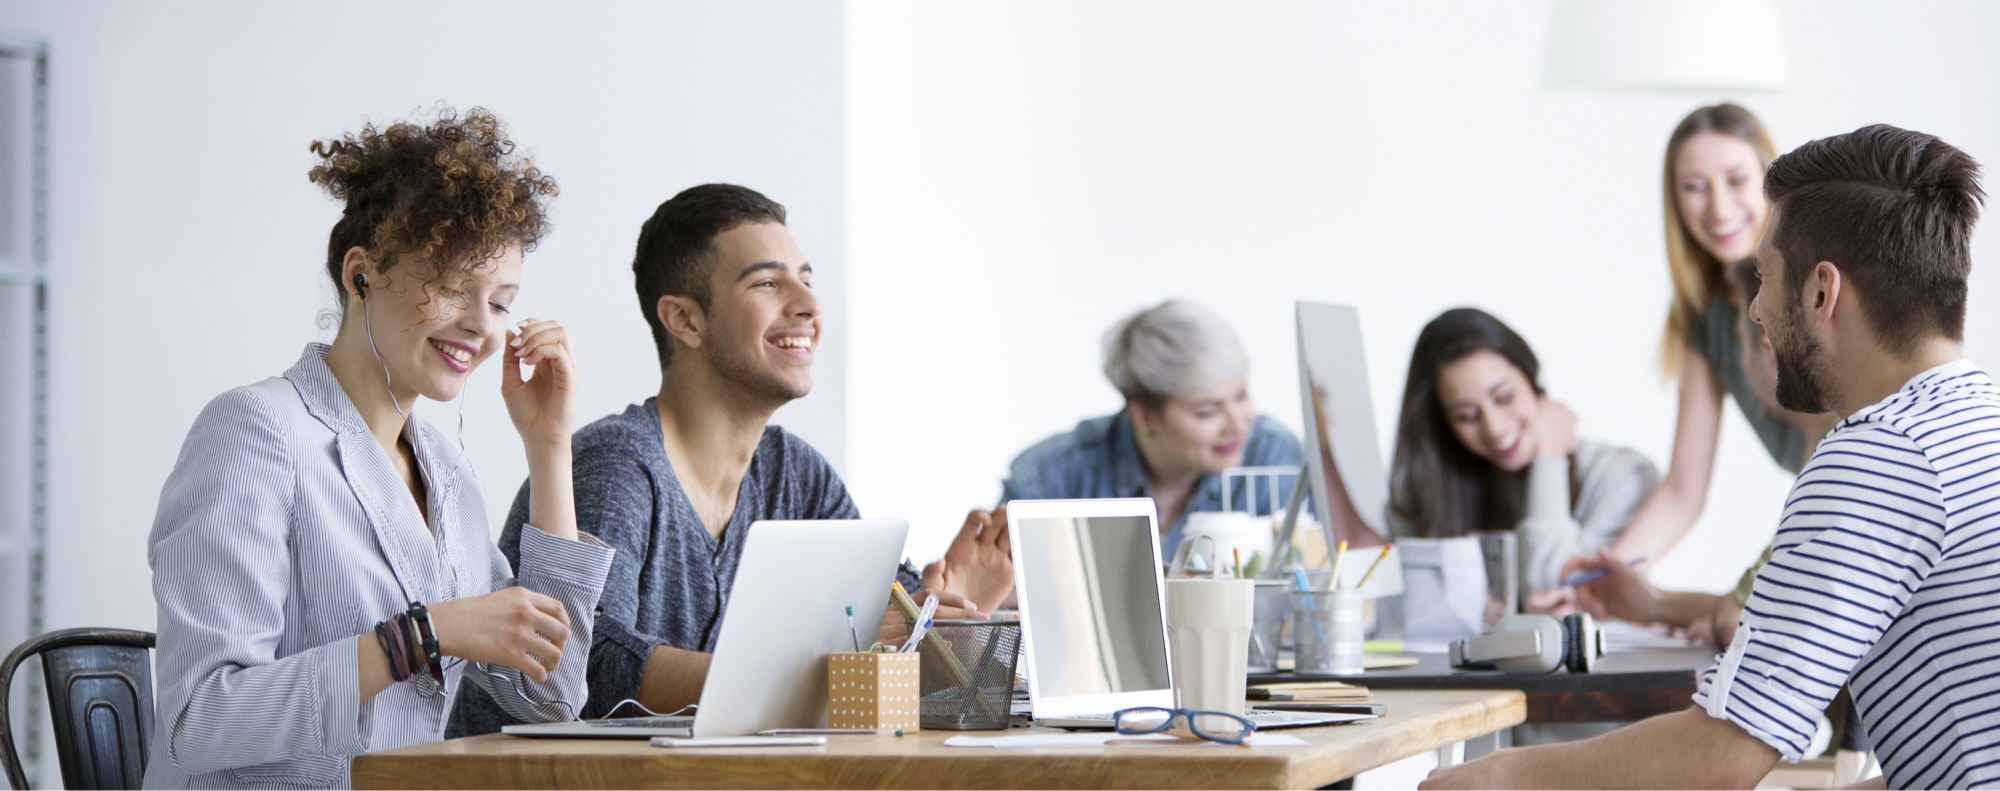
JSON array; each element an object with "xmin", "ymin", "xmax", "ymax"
[{"xmin": 143, "ymin": 106, "xmax": 612, "ymax": 789}]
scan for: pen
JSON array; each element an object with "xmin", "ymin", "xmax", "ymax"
[
  {"xmin": 1233, "ymin": 549, "xmax": 1244, "ymax": 580},
  {"xmin": 845, "ymin": 605, "xmax": 860, "ymax": 652},
  {"xmin": 1293, "ymin": 569, "xmax": 1326, "ymax": 643},
  {"xmin": 1560, "ymin": 556, "xmax": 1646, "ymax": 588},
  {"xmin": 1354, "ymin": 543, "xmax": 1395, "ymax": 590},
  {"xmin": 901, "ymin": 594, "xmax": 939, "ymax": 651}
]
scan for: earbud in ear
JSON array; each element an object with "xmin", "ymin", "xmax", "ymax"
[{"xmin": 352, "ymin": 272, "xmax": 369, "ymax": 299}]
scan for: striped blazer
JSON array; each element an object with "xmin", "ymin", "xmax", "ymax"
[{"xmin": 143, "ymin": 344, "xmax": 614, "ymax": 789}]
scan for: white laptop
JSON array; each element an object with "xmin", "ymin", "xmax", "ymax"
[
  {"xmin": 503, "ymin": 519, "xmax": 908, "ymax": 738},
  {"xmin": 1006, "ymin": 498, "xmax": 1372, "ymax": 730}
]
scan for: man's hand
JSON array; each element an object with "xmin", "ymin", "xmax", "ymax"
[
  {"xmin": 935, "ymin": 506, "xmax": 1014, "ymax": 613},
  {"xmin": 876, "ymin": 588, "xmax": 986, "ymax": 648}
]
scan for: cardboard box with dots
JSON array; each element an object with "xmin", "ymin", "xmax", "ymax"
[{"xmin": 827, "ymin": 651, "xmax": 920, "ymax": 732}]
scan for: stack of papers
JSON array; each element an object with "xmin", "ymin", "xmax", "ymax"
[{"xmin": 1247, "ymin": 681, "xmax": 1370, "ymax": 701}]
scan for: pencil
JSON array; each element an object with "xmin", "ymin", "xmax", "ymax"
[
  {"xmin": 1354, "ymin": 543, "xmax": 1395, "ymax": 590},
  {"xmin": 1328, "ymin": 540, "xmax": 1349, "ymax": 590},
  {"xmin": 889, "ymin": 582, "xmax": 999, "ymax": 722}
]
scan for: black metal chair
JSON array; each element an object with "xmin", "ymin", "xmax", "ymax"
[{"xmin": 0, "ymin": 628, "xmax": 156, "ymax": 790}]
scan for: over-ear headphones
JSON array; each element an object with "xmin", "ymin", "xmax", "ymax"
[
  {"xmin": 352, "ymin": 272, "xmax": 369, "ymax": 299},
  {"xmin": 1447, "ymin": 613, "xmax": 1605, "ymax": 674}
]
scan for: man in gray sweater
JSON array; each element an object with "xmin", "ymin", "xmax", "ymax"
[{"xmin": 450, "ymin": 184, "xmax": 1014, "ymax": 734}]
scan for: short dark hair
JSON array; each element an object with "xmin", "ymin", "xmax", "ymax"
[
  {"xmin": 1764, "ymin": 124, "xmax": 1984, "ymax": 355},
  {"xmin": 1389, "ymin": 308, "xmax": 1547, "ymax": 540},
  {"xmin": 633, "ymin": 184, "xmax": 788, "ymax": 368}
]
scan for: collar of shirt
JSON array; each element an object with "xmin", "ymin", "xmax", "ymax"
[
  {"xmin": 1102, "ymin": 411, "xmax": 1227, "ymax": 557},
  {"xmin": 285, "ymin": 341, "xmax": 466, "ymax": 604}
]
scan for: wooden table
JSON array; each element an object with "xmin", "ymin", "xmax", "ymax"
[
  {"xmin": 353, "ymin": 689, "xmax": 1525, "ymax": 790},
  {"xmin": 1250, "ymin": 646, "xmax": 1716, "ymax": 724}
]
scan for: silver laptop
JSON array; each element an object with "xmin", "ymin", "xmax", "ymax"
[
  {"xmin": 503, "ymin": 519, "xmax": 909, "ymax": 738},
  {"xmin": 1005, "ymin": 498, "xmax": 1372, "ymax": 730}
]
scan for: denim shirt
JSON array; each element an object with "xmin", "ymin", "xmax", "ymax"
[{"xmin": 1001, "ymin": 411, "xmax": 1304, "ymax": 556}]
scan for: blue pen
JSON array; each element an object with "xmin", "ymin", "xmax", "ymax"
[
  {"xmin": 1293, "ymin": 569, "xmax": 1326, "ymax": 644},
  {"xmin": 1561, "ymin": 556, "xmax": 1646, "ymax": 588}
]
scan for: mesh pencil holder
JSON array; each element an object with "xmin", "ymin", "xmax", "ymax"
[
  {"xmin": 1249, "ymin": 580, "xmax": 1290, "ymax": 673},
  {"xmin": 909, "ymin": 618, "xmax": 1021, "ymax": 730}
]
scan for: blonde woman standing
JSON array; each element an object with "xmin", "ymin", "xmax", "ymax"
[{"xmin": 1580, "ymin": 105, "xmax": 1831, "ymax": 571}]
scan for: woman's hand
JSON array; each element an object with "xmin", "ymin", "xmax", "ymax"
[
  {"xmin": 1565, "ymin": 547, "xmax": 1658, "ymax": 624},
  {"xmin": 428, "ymin": 586, "xmax": 571, "ymax": 683},
  {"xmin": 501, "ymin": 319, "xmax": 579, "ymax": 450},
  {"xmin": 1523, "ymin": 586, "xmax": 1578, "ymax": 616},
  {"xmin": 1534, "ymin": 397, "xmax": 1577, "ymax": 458}
]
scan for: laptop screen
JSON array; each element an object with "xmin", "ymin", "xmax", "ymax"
[{"xmin": 1013, "ymin": 514, "xmax": 1172, "ymax": 699}]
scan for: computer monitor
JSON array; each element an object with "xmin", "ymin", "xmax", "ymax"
[{"xmin": 1294, "ymin": 301, "xmax": 1401, "ymax": 594}]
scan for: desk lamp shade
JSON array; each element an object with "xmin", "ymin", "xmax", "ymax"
[{"xmin": 1543, "ymin": 0, "xmax": 1788, "ymax": 92}]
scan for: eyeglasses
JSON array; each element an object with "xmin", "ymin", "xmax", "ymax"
[{"xmin": 1113, "ymin": 706, "xmax": 1257, "ymax": 745}]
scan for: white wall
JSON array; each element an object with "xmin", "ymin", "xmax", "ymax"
[
  {"xmin": 5, "ymin": 4, "xmax": 2000, "ymax": 783},
  {"xmin": 845, "ymin": 0, "xmax": 2000, "ymax": 593},
  {"xmin": 6, "ymin": 0, "xmax": 850, "ymax": 643}
]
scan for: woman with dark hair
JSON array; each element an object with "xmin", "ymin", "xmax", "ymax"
[
  {"xmin": 1388, "ymin": 308, "xmax": 1659, "ymax": 611},
  {"xmin": 144, "ymin": 107, "xmax": 612, "ymax": 789}
]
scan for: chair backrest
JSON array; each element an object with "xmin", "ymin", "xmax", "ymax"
[{"xmin": 0, "ymin": 628, "xmax": 156, "ymax": 790}]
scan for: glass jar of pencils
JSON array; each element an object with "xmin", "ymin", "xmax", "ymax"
[
  {"xmin": 909, "ymin": 619, "xmax": 1021, "ymax": 730},
  {"xmin": 1291, "ymin": 589, "xmax": 1365, "ymax": 675}
]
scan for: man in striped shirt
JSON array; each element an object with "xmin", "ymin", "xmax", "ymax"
[{"xmin": 1426, "ymin": 124, "xmax": 1995, "ymax": 790}]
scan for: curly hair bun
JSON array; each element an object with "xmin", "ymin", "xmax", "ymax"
[{"xmin": 310, "ymin": 104, "xmax": 558, "ymax": 306}]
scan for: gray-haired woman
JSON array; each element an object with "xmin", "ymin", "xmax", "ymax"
[{"xmin": 1000, "ymin": 300, "xmax": 1302, "ymax": 556}]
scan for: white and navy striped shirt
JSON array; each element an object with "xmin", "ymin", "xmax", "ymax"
[{"xmin": 1693, "ymin": 359, "xmax": 2000, "ymax": 789}]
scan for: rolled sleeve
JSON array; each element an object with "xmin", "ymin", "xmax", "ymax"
[
  {"xmin": 1690, "ymin": 424, "xmax": 1942, "ymax": 762},
  {"xmin": 1694, "ymin": 625, "xmax": 1825, "ymax": 761},
  {"xmin": 476, "ymin": 527, "xmax": 615, "ymax": 722}
]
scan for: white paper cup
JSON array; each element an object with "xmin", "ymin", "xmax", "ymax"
[{"xmin": 1165, "ymin": 578, "xmax": 1255, "ymax": 718}]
